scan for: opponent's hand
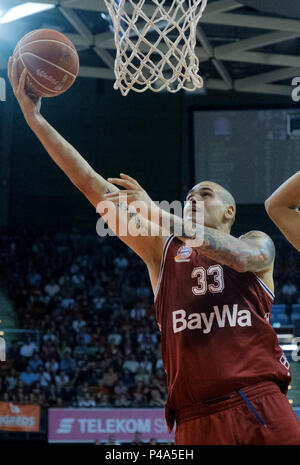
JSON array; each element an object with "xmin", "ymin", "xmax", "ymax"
[
  {"xmin": 104, "ymin": 173, "xmax": 156, "ymax": 218},
  {"xmin": 8, "ymin": 56, "xmax": 42, "ymax": 125}
]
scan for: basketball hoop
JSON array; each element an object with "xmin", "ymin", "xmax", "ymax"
[{"xmin": 104, "ymin": 0, "xmax": 208, "ymax": 96}]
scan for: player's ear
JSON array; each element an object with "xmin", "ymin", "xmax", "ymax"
[{"xmin": 224, "ymin": 205, "xmax": 235, "ymax": 225}]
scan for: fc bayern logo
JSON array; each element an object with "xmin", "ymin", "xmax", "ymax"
[{"xmin": 175, "ymin": 246, "xmax": 193, "ymax": 262}]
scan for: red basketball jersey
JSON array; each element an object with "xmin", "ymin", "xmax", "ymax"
[{"xmin": 154, "ymin": 236, "xmax": 291, "ymax": 430}]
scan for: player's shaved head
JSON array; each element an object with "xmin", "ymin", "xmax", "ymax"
[
  {"xmin": 187, "ymin": 181, "xmax": 236, "ymax": 229},
  {"xmin": 213, "ymin": 183, "xmax": 236, "ymax": 210}
]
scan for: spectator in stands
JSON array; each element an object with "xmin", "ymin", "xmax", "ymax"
[
  {"xmin": 60, "ymin": 296, "xmax": 75, "ymax": 310},
  {"xmin": 113, "ymin": 379, "xmax": 129, "ymax": 397},
  {"xmin": 5, "ymin": 369, "xmax": 18, "ymax": 392},
  {"xmin": 54, "ymin": 370, "xmax": 70, "ymax": 387},
  {"xmin": 45, "ymin": 357, "xmax": 59, "ymax": 374},
  {"xmin": 106, "ymin": 434, "xmax": 121, "ymax": 445},
  {"xmin": 281, "ymin": 280, "xmax": 298, "ymax": 304},
  {"xmin": 81, "ymin": 326, "xmax": 92, "ymax": 346},
  {"xmin": 60, "ymin": 352, "xmax": 77, "ymax": 376},
  {"xmin": 19, "ymin": 337, "xmax": 38, "ymax": 358},
  {"xmin": 107, "ymin": 327, "xmax": 122, "ymax": 346},
  {"xmin": 148, "ymin": 389, "xmax": 165, "ymax": 407},
  {"xmin": 114, "ymin": 255, "xmax": 129, "ymax": 270},
  {"xmin": 46, "ymin": 384, "xmax": 59, "ymax": 407},
  {"xmin": 132, "ymin": 432, "xmax": 143, "ymax": 445},
  {"xmin": 61, "ymin": 384, "xmax": 76, "ymax": 404},
  {"xmin": 27, "ymin": 270, "xmax": 42, "ymax": 288},
  {"xmin": 281, "ymin": 280, "xmax": 298, "ymax": 314},
  {"xmin": 114, "ymin": 393, "xmax": 131, "ymax": 407},
  {"xmin": 107, "ymin": 343, "xmax": 122, "ymax": 359},
  {"xmin": 134, "ymin": 366, "xmax": 150, "ymax": 385},
  {"xmin": 139, "ymin": 354, "xmax": 153, "ymax": 373},
  {"xmin": 28, "ymin": 353, "xmax": 43, "ymax": 372},
  {"xmin": 96, "ymin": 394, "xmax": 112, "ymax": 407},
  {"xmin": 78, "ymin": 392, "xmax": 96, "ymax": 407},
  {"xmin": 43, "ymin": 329, "xmax": 56, "ymax": 344},
  {"xmin": 37, "ymin": 366, "xmax": 52, "ymax": 387},
  {"xmin": 121, "ymin": 368, "xmax": 135, "ymax": 388},
  {"xmin": 41, "ymin": 340, "xmax": 58, "ymax": 361},
  {"xmin": 130, "ymin": 302, "xmax": 147, "ymax": 320},
  {"xmin": 123, "ymin": 355, "xmax": 140, "ymax": 374},
  {"xmin": 2, "ymin": 392, "xmax": 10, "ymax": 402},
  {"xmin": 102, "ymin": 367, "xmax": 119, "ymax": 389},
  {"xmin": 131, "ymin": 381, "xmax": 147, "ymax": 406},
  {"xmin": 20, "ymin": 366, "xmax": 38, "ymax": 386},
  {"xmin": 72, "ymin": 315, "xmax": 86, "ymax": 333},
  {"xmin": 44, "ymin": 278, "xmax": 61, "ymax": 298}
]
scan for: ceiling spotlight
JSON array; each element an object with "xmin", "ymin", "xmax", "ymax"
[{"xmin": 0, "ymin": 3, "xmax": 54, "ymax": 24}]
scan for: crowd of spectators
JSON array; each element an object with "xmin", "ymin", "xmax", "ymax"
[
  {"xmin": 0, "ymin": 230, "xmax": 299, "ymax": 414},
  {"xmin": 0, "ymin": 231, "xmax": 167, "ymax": 412}
]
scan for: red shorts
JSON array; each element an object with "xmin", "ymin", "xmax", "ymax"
[{"xmin": 174, "ymin": 381, "xmax": 300, "ymax": 445}]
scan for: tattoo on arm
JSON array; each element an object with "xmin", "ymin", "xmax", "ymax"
[
  {"xmin": 175, "ymin": 222, "xmax": 274, "ymax": 272},
  {"xmin": 240, "ymin": 231, "xmax": 275, "ymax": 272},
  {"xmin": 105, "ymin": 188, "xmax": 149, "ymax": 235},
  {"xmin": 200, "ymin": 228, "xmax": 275, "ymax": 272}
]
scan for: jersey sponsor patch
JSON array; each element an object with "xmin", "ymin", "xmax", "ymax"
[
  {"xmin": 174, "ymin": 246, "xmax": 193, "ymax": 263},
  {"xmin": 172, "ymin": 304, "xmax": 252, "ymax": 334}
]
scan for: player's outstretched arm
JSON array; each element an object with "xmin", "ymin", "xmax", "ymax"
[
  {"xmin": 8, "ymin": 57, "xmax": 100, "ymax": 195},
  {"xmin": 106, "ymin": 175, "xmax": 275, "ymax": 275},
  {"xmin": 8, "ymin": 57, "xmax": 166, "ymax": 269},
  {"xmin": 265, "ymin": 171, "xmax": 300, "ymax": 252}
]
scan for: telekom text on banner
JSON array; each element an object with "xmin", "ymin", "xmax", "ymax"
[
  {"xmin": 0, "ymin": 402, "xmax": 40, "ymax": 432},
  {"xmin": 48, "ymin": 408, "xmax": 175, "ymax": 443}
]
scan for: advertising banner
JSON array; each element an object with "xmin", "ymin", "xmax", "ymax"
[
  {"xmin": 48, "ymin": 408, "xmax": 175, "ymax": 443},
  {"xmin": 0, "ymin": 402, "xmax": 40, "ymax": 432}
]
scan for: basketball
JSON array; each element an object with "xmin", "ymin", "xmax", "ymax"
[{"xmin": 12, "ymin": 28, "xmax": 79, "ymax": 98}]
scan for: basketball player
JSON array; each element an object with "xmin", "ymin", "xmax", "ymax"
[
  {"xmin": 8, "ymin": 58, "xmax": 300, "ymax": 445},
  {"xmin": 265, "ymin": 171, "xmax": 300, "ymax": 252}
]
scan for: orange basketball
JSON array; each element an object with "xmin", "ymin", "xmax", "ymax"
[{"xmin": 13, "ymin": 28, "xmax": 79, "ymax": 98}]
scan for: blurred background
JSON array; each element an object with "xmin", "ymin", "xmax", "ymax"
[{"xmin": 0, "ymin": 0, "xmax": 300, "ymax": 444}]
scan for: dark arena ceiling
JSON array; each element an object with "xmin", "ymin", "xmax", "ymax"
[{"xmin": 1, "ymin": 0, "xmax": 300, "ymax": 96}]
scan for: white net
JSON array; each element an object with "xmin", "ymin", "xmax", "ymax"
[{"xmin": 104, "ymin": 0, "xmax": 208, "ymax": 95}]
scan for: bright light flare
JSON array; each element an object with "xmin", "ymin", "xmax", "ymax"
[{"xmin": 0, "ymin": 3, "xmax": 54, "ymax": 24}]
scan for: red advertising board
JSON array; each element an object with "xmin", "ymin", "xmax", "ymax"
[{"xmin": 0, "ymin": 402, "xmax": 40, "ymax": 432}]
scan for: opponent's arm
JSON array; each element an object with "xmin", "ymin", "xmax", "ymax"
[
  {"xmin": 8, "ymin": 58, "xmax": 165, "ymax": 265},
  {"xmin": 265, "ymin": 171, "xmax": 300, "ymax": 252}
]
